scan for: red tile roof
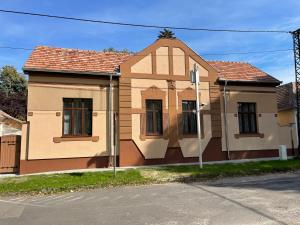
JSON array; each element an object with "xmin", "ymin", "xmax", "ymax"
[
  {"xmin": 277, "ymin": 82, "xmax": 296, "ymax": 111},
  {"xmin": 24, "ymin": 46, "xmax": 280, "ymax": 84},
  {"xmin": 207, "ymin": 61, "xmax": 280, "ymax": 84},
  {"xmin": 24, "ymin": 46, "xmax": 131, "ymax": 74}
]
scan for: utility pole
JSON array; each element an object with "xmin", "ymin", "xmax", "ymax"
[
  {"xmin": 192, "ymin": 64, "xmax": 203, "ymax": 168},
  {"xmin": 292, "ymin": 29, "xmax": 300, "ymax": 157}
]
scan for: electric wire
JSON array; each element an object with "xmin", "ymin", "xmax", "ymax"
[
  {"xmin": 0, "ymin": 46, "xmax": 293, "ymax": 56},
  {"xmin": 0, "ymin": 9, "xmax": 291, "ymax": 34}
]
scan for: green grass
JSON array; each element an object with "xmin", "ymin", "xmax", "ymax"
[
  {"xmin": 141, "ymin": 159, "xmax": 300, "ymax": 182},
  {"xmin": 0, "ymin": 169, "xmax": 153, "ymax": 195},
  {"xmin": 0, "ymin": 159, "xmax": 299, "ymax": 195}
]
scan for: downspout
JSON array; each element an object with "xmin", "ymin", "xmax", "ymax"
[
  {"xmin": 108, "ymin": 74, "xmax": 114, "ymax": 174},
  {"xmin": 223, "ymin": 80, "xmax": 230, "ymax": 160},
  {"xmin": 108, "ymin": 72, "xmax": 120, "ymax": 176},
  {"xmin": 113, "ymin": 111, "xmax": 118, "ymax": 176}
]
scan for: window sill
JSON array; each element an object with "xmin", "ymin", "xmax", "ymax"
[
  {"xmin": 234, "ymin": 133, "xmax": 264, "ymax": 139},
  {"xmin": 139, "ymin": 134, "xmax": 166, "ymax": 141},
  {"xmin": 53, "ymin": 136, "xmax": 99, "ymax": 143},
  {"xmin": 144, "ymin": 135, "xmax": 164, "ymax": 139},
  {"xmin": 179, "ymin": 134, "xmax": 205, "ymax": 139}
]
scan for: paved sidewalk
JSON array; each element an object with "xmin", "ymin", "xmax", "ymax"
[{"xmin": 0, "ymin": 172, "xmax": 299, "ymax": 225}]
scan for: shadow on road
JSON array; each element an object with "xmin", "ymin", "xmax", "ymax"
[
  {"xmin": 205, "ymin": 174, "xmax": 300, "ymax": 192},
  {"xmin": 187, "ymin": 182, "xmax": 289, "ymax": 225}
]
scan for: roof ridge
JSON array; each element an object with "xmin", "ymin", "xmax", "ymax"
[
  {"xmin": 207, "ymin": 60, "xmax": 249, "ymax": 64},
  {"xmin": 35, "ymin": 46, "xmax": 130, "ymax": 55}
]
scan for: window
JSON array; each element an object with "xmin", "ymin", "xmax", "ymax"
[
  {"xmin": 182, "ymin": 100, "xmax": 197, "ymax": 134},
  {"xmin": 238, "ymin": 102, "xmax": 257, "ymax": 134},
  {"xmin": 146, "ymin": 100, "xmax": 163, "ymax": 136},
  {"xmin": 63, "ymin": 98, "xmax": 92, "ymax": 136}
]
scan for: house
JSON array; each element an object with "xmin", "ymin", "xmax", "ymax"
[
  {"xmin": 277, "ymin": 82, "xmax": 298, "ymax": 153},
  {"xmin": 0, "ymin": 110, "xmax": 23, "ymax": 136},
  {"xmin": 19, "ymin": 38, "xmax": 293, "ymax": 174}
]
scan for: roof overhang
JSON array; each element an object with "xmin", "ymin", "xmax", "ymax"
[
  {"xmin": 218, "ymin": 78, "xmax": 282, "ymax": 87},
  {"xmin": 278, "ymin": 107, "xmax": 296, "ymax": 112},
  {"xmin": 23, "ymin": 67, "xmax": 120, "ymax": 77}
]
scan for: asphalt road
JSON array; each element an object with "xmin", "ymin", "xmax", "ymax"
[{"xmin": 0, "ymin": 172, "xmax": 300, "ymax": 225}]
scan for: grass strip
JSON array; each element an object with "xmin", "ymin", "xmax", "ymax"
[{"xmin": 0, "ymin": 159, "xmax": 299, "ymax": 195}]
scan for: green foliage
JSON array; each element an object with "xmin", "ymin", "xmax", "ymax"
[
  {"xmin": 103, "ymin": 47, "xmax": 133, "ymax": 54},
  {"xmin": 0, "ymin": 65, "xmax": 27, "ymax": 120},
  {"xmin": 0, "ymin": 65, "xmax": 27, "ymax": 96},
  {"xmin": 158, "ymin": 28, "xmax": 176, "ymax": 39}
]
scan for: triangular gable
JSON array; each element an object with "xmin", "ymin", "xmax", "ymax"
[{"xmin": 120, "ymin": 38, "xmax": 218, "ymax": 82}]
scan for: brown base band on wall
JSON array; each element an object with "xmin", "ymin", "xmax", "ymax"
[
  {"xmin": 119, "ymin": 138, "xmax": 297, "ymax": 167},
  {"xmin": 119, "ymin": 140, "xmax": 198, "ymax": 166},
  {"xmin": 19, "ymin": 156, "xmax": 109, "ymax": 175},
  {"xmin": 19, "ymin": 140, "xmax": 298, "ymax": 174}
]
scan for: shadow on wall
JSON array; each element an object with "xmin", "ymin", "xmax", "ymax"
[
  {"xmin": 120, "ymin": 109, "xmax": 226, "ymax": 166},
  {"xmin": 119, "ymin": 112, "xmax": 195, "ymax": 167},
  {"xmin": 86, "ymin": 85, "xmax": 116, "ymax": 169},
  {"xmin": 87, "ymin": 155, "xmax": 110, "ymax": 168}
]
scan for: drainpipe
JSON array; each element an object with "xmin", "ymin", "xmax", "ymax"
[
  {"xmin": 0, "ymin": 123, "xmax": 3, "ymax": 136},
  {"xmin": 223, "ymin": 80, "xmax": 230, "ymax": 160},
  {"xmin": 113, "ymin": 112, "xmax": 118, "ymax": 176},
  {"xmin": 108, "ymin": 73, "xmax": 116, "ymax": 176}
]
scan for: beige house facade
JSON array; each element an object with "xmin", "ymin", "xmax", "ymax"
[{"xmin": 19, "ymin": 38, "xmax": 294, "ymax": 174}]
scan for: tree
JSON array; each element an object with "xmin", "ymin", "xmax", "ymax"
[
  {"xmin": 0, "ymin": 91, "xmax": 27, "ymax": 120},
  {"xmin": 158, "ymin": 28, "xmax": 176, "ymax": 39},
  {"xmin": 0, "ymin": 66, "xmax": 27, "ymax": 95},
  {"xmin": 0, "ymin": 66, "xmax": 27, "ymax": 120}
]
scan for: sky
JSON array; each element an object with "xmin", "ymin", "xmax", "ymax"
[{"xmin": 0, "ymin": 0, "xmax": 299, "ymax": 83}]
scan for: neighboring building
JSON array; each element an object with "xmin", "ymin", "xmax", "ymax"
[
  {"xmin": 277, "ymin": 82, "xmax": 298, "ymax": 153},
  {"xmin": 19, "ymin": 38, "xmax": 291, "ymax": 174},
  {"xmin": 0, "ymin": 110, "xmax": 23, "ymax": 136}
]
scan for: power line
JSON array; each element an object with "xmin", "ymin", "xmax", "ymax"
[
  {"xmin": 0, "ymin": 9, "xmax": 291, "ymax": 34},
  {"xmin": 201, "ymin": 49, "xmax": 293, "ymax": 56},
  {"xmin": 0, "ymin": 45, "xmax": 293, "ymax": 56},
  {"xmin": 0, "ymin": 46, "xmax": 33, "ymax": 51}
]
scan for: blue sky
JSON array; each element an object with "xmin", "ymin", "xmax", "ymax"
[{"xmin": 0, "ymin": 0, "xmax": 299, "ymax": 83}]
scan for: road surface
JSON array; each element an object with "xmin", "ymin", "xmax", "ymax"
[{"xmin": 0, "ymin": 172, "xmax": 299, "ymax": 225}]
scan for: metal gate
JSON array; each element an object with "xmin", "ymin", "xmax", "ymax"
[{"xmin": 0, "ymin": 135, "xmax": 21, "ymax": 173}]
